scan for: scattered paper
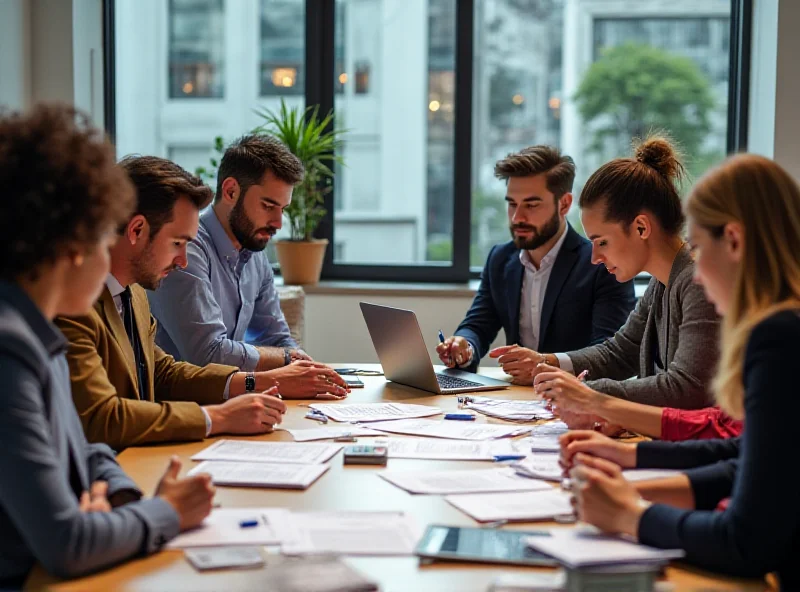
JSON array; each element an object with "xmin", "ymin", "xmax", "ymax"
[
  {"xmin": 531, "ymin": 421, "xmax": 569, "ymax": 435},
  {"xmin": 284, "ymin": 426, "xmax": 386, "ymax": 442},
  {"xmin": 379, "ymin": 437, "xmax": 519, "ymax": 460},
  {"xmin": 488, "ymin": 571, "xmax": 566, "ymax": 592},
  {"xmin": 523, "ymin": 529, "xmax": 685, "ymax": 568},
  {"xmin": 192, "ymin": 440, "xmax": 342, "ymax": 464},
  {"xmin": 307, "ymin": 402, "xmax": 442, "ymax": 423},
  {"xmin": 512, "ymin": 453, "xmax": 563, "ymax": 481},
  {"xmin": 379, "ymin": 467, "xmax": 552, "ymax": 495},
  {"xmin": 516, "ymin": 421, "xmax": 570, "ymax": 452},
  {"xmin": 446, "ymin": 489, "xmax": 572, "ymax": 523},
  {"xmin": 270, "ymin": 511, "xmax": 423, "ymax": 556},
  {"xmin": 166, "ymin": 508, "xmax": 288, "ymax": 548},
  {"xmin": 622, "ymin": 469, "xmax": 683, "ymax": 482},
  {"xmin": 369, "ymin": 418, "xmax": 527, "ymax": 440},
  {"xmin": 260, "ymin": 557, "xmax": 378, "ymax": 592},
  {"xmin": 465, "ymin": 396, "xmax": 555, "ymax": 422},
  {"xmin": 189, "ymin": 461, "xmax": 329, "ymax": 489}
]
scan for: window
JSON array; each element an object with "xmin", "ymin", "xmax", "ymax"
[
  {"xmin": 260, "ymin": 0, "xmax": 305, "ymax": 96},
  {"xmin": 168, "ymin": 0, "xmax": 225, "ymax": 99}
]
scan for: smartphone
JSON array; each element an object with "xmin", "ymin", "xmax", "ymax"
[{"xmin": 343, "ymin": 376, "xmax": 364, "ymax": 388}]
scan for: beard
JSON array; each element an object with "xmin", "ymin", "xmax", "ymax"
[
  {"xmin": 229, "ymin": 198, "xmax": 276, "ymax": 252},
  {"xmin": 132, "ymin": 241, "xmax": 178, "ymax": 291},
  {"xmin": 510, "ymin": 208, "xmax": 561, "ymax": 251}
]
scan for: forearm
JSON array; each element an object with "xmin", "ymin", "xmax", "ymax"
[
  {"xmin": 255, "ymin": 346, "xmax": 286, "ymax": 371},
  {"xmin": 635, "ymin": 474, "xmax": 694, "ymax": 509},
  {"xmin": 229, "ymin": 371, "xmax": 280, "ymax": 395},
  {"xmin": 597, "ymin": 396, "xmax": 663, "ymax": 438}
]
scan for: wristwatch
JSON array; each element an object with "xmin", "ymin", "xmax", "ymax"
[
  {"xmin": 245, "ymin": 372, "xmax": 256, "ymax": 393},
  {"xmin": 283, "ymin": 347, "xmax": 292, "ymax": 366}
]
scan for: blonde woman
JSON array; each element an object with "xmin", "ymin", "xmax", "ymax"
[{"xmin": 561, "ymin": 154, "xmax": 800, "ymax": 587}]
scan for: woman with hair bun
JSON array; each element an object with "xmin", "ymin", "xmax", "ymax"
[{"xmin": 531, "ymin": 136, "xmax": 720, "ymax": 427}]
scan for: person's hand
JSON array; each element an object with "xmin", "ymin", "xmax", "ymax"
[
  {"xmin": 570, "ymin": 454, "xmax": 646, "ymax": 537},
  {"xmin": 436, "ymin": 336, "xmax": 472, "ymax": 368},
  {"xmin": 205, "ymin": 387, "xmax": 287, "ymax": 435},
  {"xmin": 266, "ymin": 361, "xmax": 350, "ymax": 399},
  {"xmin": 155, "ymin": 456, "xmax": 215, "ymax": 531},
  {"xmin": 557, "ymin": 407, "xmax": 608, "ymax": 431},
  {"xmin": 289, "ymin": 349, "xmax": 313, "ymax": 362},
  {"xmin": 560, "ymin": 430, "xmax": 637, "ymax": 471},
  {"xmin": 488, "ymin": 345, "xmax": 543, "ymax": 385},
  {"xmin": 534, "ymin": 364, "xmax": 602, "ymax": 412},
  {"xmin": 79, "ymin": 481, "xmax": 112, "ymax": 513}
]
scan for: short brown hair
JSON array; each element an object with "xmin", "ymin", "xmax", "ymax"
[
  {"xmin": 0, "ymin": 103, "xmax": 134, "ymax": 281},
  {"xmin": 494, "ymin": 145, "xmax": 576, "ymax": 199},
  {"xmin": 579, "ymin": 135, "xmax": 686, "ymax": 235},
  {"xmin": 119, "ymin": 156, "xmax": 213, "ymax": 237},
  {"xmin": 215, "ymin": 134, "xmax": 304, "ymax": 202}
]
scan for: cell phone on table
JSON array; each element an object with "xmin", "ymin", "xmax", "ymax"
[{"xmin": 342, "ymin": 376, "xmax": 364, "ymax": 388}]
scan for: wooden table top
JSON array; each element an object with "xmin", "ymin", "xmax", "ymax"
[{"xmin": 26, "ymin": 365, "xmax": 773, "ymax": 591}]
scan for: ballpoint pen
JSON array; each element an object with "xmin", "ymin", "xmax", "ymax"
[
  {"xmin": 493, "ymin": 454, "xmax": 527, "ymax": 462},
  {"xmin": 305, "ymin": 410, "xmax": 328, "ymax": 423},
  {"xmin": 443, "ymin": 413, "xmax": 476, "ymax": 421}
]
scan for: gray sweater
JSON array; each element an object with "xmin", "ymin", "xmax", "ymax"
[{"xmin": 567, "ymin": 245, "xmax": 719, "ymax": 409}]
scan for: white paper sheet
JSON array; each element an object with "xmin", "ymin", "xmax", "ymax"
[
  {"xmin": 307, "ymin": 402, "xmax": 442, "ymax": 423},
  {"xmin": 370, "ymin": 418, "xmax": 527, "ymax": 440},
  {"xmin": 284, "ymin": 426, "xmax": 386, "ymax": 442},
  {"xmin": 189, "ymin": 461, "xmax": 329, "ymax": 489},
  {"xmin": 270, "ymin": 511, "xmax": 423, "ymax": 556},
  {"xmin": 465, "ymin": 396, "xmax": 555, "ymax": 422},
  {"xmin": 166, "ymin": 508, "xmax": 288, "ymax": 548},
  {"xmin": 191, "ymin": 439, "xmax": 343, "ymax": 464},
  {"xmin": 531, "ymin": 421, "xmax": 569, "ymax": 435},
  {"xmin": 622, "ymin": 469, "xmax": 683, "ymax": 482},
  {"xmin": 446, "ymin": 488, "xmax": 572, "ymax": 522},
  {"xmin": 511, "ymin": 453, "xmax": 563, "ymax": 481},
  {"xmin": 379, "ymin": 467, "xmax": 553, "ymax": 495},
  {"xmin": 516, "ymin": 421, "xmax": 570, "ymax": 452},
  {"xmin": 379, "ymin": 437, "xmax": 519, "ymax": 460},
  {"xmin": 523, "ymin": 529, "xmax": 685, "ymax": 568}
]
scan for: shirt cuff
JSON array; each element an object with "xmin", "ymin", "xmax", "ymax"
[
  {"xmin": 554, "ymin": 353, "xmax": 574, "ymax": 374},
  {"xmin": 242, "ymin": 343, "xmax": 261, "ymax": 372},
  {"xmin": 201, "ymin": 407, "xmax": 212, "ymax": 437},
  {"xmin": 221, "ymin": 373, "xmax": 234, "ymax": 401}
]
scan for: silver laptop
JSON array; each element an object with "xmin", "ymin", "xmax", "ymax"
[{"xmin": 360, "ymin": 302, "xmax": 509, "ymax": 395}]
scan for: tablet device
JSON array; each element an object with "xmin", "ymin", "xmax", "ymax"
[{"xmin": 415, "ymin": 525, "xmax": 557, "ymax": 567}]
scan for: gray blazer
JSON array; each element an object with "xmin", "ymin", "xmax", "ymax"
[
  {"xmin": 0, "ymin": 282, "xmax": 179, "ymax": 586},
  {"xmin": 567, "ymin": 246, "xmax": 719, "ymax": 409}
]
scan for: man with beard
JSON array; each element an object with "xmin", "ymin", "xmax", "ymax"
[
  {"xmin": 56, "ymin": 156, "xmax": 348, "ymax": 450},
  {"xmin": 436, "ymin": 146, "xmax": 635, "ymax": 384},
  {"xmin": 149, "ymin": 135, "xmax": 315, "ymax": 373}
]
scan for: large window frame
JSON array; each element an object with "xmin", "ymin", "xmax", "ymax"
[{"xmin": 103, "ymin": 0, "xmax": 752, "ymax": 283}]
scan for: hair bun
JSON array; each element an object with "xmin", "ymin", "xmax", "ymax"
[{"xmin": 635, "ymin": 135, "xmax": 684, "ymax": 181}]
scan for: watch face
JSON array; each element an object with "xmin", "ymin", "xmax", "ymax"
[{"xmin": 245, "ymin": 374, "xmax": 256, "ymax": 392}]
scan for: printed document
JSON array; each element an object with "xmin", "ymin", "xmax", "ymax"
[
  {"xmin": 465, "ymin": 396, "xmax": 555, "ymax": 422},
  {"xmin": 284, "ymin": 426, "xmax": 385, "ymax": 442},
  {"xmin": 512, "ymin": 453, "xmax": 563, "ymax": 481},
  {"xmin": 189, "ymin": 461, "xmax": 329, "ymax": 489},
  {"xmin": 446, "ymin": 488, "xmax": 572, "ymax": 522},
  {"xmin": 380, "ymin": 437, "xmax": 519, "ymax": 460},
  {"xmin": 307, "ymin": 402, "xmax": 442, "ymax": 423},
  {"xmin": 370, "ymin": 418, "xmax": 527, "ymax": 440},
  {"xmin": 191, "ymin": 439, "xmax": 342, "ymax": 464},
  {"xmin": 379, "ymin": 467, "xmax": 552, "ymax": 495},
  {"xmin": 166, "ymin": 508, "xmax": 288, "ymax": 548}
]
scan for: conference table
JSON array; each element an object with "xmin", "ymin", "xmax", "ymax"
[{"xmin": 27, "ymin": 365, "xmax": 773, "ymax": 591}]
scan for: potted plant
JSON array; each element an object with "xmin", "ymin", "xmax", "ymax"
[{"xmin": 196, "ymin": 100, "xmax": 346, "ymax": 284}]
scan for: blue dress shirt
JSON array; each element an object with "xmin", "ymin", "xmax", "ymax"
[{"xmin": 149, "ymin": 207, "xmax": 297, "ymax": 371}]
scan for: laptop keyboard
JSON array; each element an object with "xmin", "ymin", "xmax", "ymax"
[{"xmin": 436, "ymin": 374, "xmax": 483, "ymax": 390}]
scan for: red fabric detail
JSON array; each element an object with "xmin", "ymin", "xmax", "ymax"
[{"xmin": 660, "ymin": 407, "xmax": 744, "ymax": 442}]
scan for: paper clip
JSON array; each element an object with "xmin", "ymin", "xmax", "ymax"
[{"xmin": 456, "ymin": 395, "xmax": 474, "ymax": 408}]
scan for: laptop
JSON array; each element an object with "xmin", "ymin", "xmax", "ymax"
[{"xmin": 360, "ymin": 302, "xmax": 509, "ymax": 395}]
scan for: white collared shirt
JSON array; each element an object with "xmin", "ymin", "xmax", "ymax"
[{"xmin": 517, "ymin": 226, "xmax": 568, "ymax": 351}]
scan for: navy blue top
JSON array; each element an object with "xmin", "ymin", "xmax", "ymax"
[{"xmin": 636, "ymin": 310, "xmax": 800, "ymax": 587}]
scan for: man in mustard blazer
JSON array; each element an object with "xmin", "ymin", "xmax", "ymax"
[{"xmin": 56, "ymin": 156, "xmax": 349, "ymax": 450}]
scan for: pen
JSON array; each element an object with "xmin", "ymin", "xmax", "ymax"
[
  {"xmin": 443, "ymin": 413, "xmax": 476, "ymax": 421},
  {"xmin": 493, "ymin": 454, "xmax": 527, "ymax": 462},
  {"xmin": 438, "ymin": 330, "xmax": 446, "ymax": 344},
  {"xmin": 305, "ymin": 411, "xmax": 328, "ymax": 423},
  {"xmin": 239, "ymin": 519, "xmax": 259, "ymax": 528}
]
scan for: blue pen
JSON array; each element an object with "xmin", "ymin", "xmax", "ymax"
[
  {"xmin": 438, "ymin": 330, "xmax": 446, "ymax": 344},
  {"xmin": 239, "ymin": 519, "xmax": 259, "ymax": 528},
  {"xmin": 493, "ymin": 454, "xmax": 527, "ymax": 462},
  {"xmin": 444, "ymin": 413, "xmax": 476, "ymax": 421}
]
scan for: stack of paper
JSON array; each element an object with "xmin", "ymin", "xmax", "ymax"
[
  {"xmin": 516, "ymin": 421, "xmax": 569, "ymax": 452},
  {"xmin": 270, "ymin": 511, "xmax": 423, "ymax": 556},
  {"xmin": 166, "ymin": 508, "xmax": 288, "ymax": 548},
  {"xmin": 379, "ymin": 467, "xmax": 552, "ymax": 495},
  {"xmin": 465, "ymin": 396, "xmax": 555, "ymax": 422},
  {"xmin": 511, "ymin": 453, "xmax": 563, "ymax": 481},
  {"xmin": 523, "ymin": 529, "xmax": 685, "ymax": 568},
  {"xmin": 381, "ymin": 437, "xmax": 519, "ymax": 460},
  {"xmin": 307, "ymin": 402, "xmax": 442, "ymax": 423},
  {"xmin": 191, "ymin": 440, "xmax": 342, "ymax": 464},
  {"xmin": 446, "ymin": 488, "xmax": 572, "ymax": 522},
  {"xmin": 369, "ymin": 418, "xmax": 527, "ymax": 440},
  {"xmin": 189, "ymin": 461, "xmax": 329, "ymax": 489},
  {"xmin": 284, "ymin": 426, "xmax": 385, "ymax": 442}
]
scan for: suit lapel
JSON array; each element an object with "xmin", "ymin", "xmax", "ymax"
[
  {"xmin": 97, "ymin": 287, "xmax": 141, "ymax": 398},
  {"xmin": 131, "ymin": 286, "xmax": 154, "ymax": 401},
  {"xmin": 540, "ymin": 227, "xmax": 580, "ymax": 346},
  {"xmin": 504, "ymin": 255, "xmax": 525, "ymax": 345}
]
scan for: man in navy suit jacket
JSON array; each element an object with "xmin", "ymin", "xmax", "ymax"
[{"xmin": 437, "ymin": 146, "xmax": 635, "ymax": 384}]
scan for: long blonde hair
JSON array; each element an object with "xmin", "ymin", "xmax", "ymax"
[{"xmin": 686, "ymin": 154, "xmax": 800, "ymax": 418}]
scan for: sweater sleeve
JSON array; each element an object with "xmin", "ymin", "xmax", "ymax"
[{"xmin": 637, "ymin": 312, "xmax": 800, "ymax": 578}]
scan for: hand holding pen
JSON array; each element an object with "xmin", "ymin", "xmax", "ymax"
[{"xmin": 435, "ymin": 330, "xmax": 473, "ymax": 368}]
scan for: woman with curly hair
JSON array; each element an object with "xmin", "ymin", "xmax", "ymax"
[{"xmin": 0, "ymin": 104, "xmax": 214, "ymax": 586}]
